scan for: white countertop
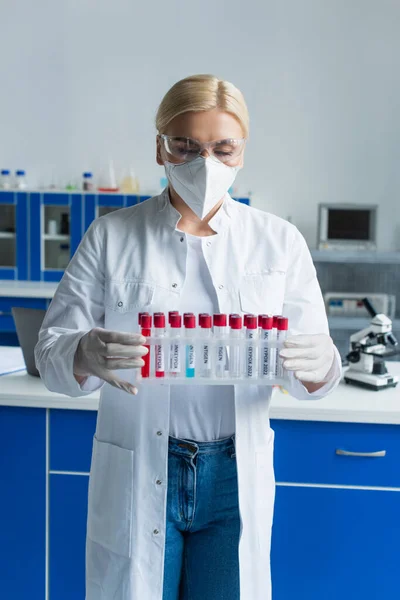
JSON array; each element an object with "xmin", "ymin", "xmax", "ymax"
[
  {"xmin": 0, "ymin": 280, "xmax": 58, "ymax": 298},
  {"xmin": 0, "ymin": 361, "xmax": 399, "ymax": 424}
]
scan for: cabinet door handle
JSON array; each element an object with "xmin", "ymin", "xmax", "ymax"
[{"xmin": 336, "ymin": 449, "xmax": 386, "ymax": 458}]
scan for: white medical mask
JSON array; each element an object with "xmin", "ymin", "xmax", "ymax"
[{"xmin": 164, "ymin": 156, "xmax": 240, "ymax": 219}]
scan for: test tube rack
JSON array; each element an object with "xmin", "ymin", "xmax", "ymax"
[{"xmin": 136, "ymin": 335, "xmax": 288, "ymax": 385}]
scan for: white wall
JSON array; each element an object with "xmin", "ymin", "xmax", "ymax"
[{"xmin": 1, "ymin": 0, "xmax": 399, "ymax": 249}]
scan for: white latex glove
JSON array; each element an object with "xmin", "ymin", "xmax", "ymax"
[
  {"xmin": 73, "ymin": 327, "xmax": 148, "ymax": 395},
  {"xmin": 279, "ymin": 333, "xmax": 336, "ymax": 383}
]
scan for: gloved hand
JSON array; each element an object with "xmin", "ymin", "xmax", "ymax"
[
  {"xmin": 73, "ymin": 327, "xmax": 148, "ymax": 395},
  {"xmin": 279, "ymin": 333, "xmax": 335, "ymax": 383}
]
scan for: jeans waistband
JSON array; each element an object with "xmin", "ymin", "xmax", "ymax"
[{"xmin": 168, "ymin": 434, "xmax": 235, "ymax": 457}]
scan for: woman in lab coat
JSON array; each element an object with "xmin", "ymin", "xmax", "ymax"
[{"xmin": 35, "ymin": 74, "xmax": 341, "ymax": 600}]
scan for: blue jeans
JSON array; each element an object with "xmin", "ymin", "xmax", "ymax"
[{"xmin": 163, "ymin": 435, "xmax": 241, "ymax": 600}]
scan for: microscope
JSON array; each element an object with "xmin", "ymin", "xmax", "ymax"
[{"xmin": 345, "ymin": 298, "xmax": 399, "ymax": 391}]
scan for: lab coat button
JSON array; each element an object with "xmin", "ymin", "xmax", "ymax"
[
  {"xmin": 180, "ymin": 237, "xmax": 184, "ymax": 242},
  {"xmin": 218, "ymin": 284, "xmax": 224, "ymax": 290},
  {"xmin": 206, "ymin": 241, "xmax": 211, "ymax": 247},
  {"xmin": 118, "ymin": 301, "xmax": 123, "ymax": 307},
  {"xmin": 153, "ymin": 529, "xmax": 160, "ymax": 535},
  {"xmin": 156, "ymin": 431, "xmax": 163, "ymax": 436},
  {"xmin": 172, "ymin": 283, "xmax": 177, "ymax": 288},
  {"xmin": 156, "ymin": 479, "xmax": 162, "ymax": 485}
]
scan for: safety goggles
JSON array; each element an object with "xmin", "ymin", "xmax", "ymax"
[{"xmin": 159, "ymin": 135, "xmax": 246, "ymax": 164}]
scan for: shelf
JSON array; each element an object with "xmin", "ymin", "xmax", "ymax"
[
  {"xmin": 311, "ymin": 250, "xmax": 400, "ymax": 264},
  {"xmin": 0, "ymin": 232, "xmax": 15, "ymax": 239},
  {"xmin": 328, "ymin": 317, "xmax": 400, "ymax": 331},
  {"xmin": 43, "ymin": 234, "xmax": 70, "ymax": 242}
]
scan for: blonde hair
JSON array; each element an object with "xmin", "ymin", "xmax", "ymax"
[{"xmin": 156, "ymin": 74, "xmax": 249, "ymax": 137}]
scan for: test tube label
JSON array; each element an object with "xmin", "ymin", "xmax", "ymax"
[
  {"xmin": 172, "ymin": 343, "xmax": 181, "ymax": 372},
  {"xmin": 155, "ymin": 344, "xmax": 165, "ymax": 373},
  {"xmin": 217, "ymin": 346, "xmax": 225, "ymax": 364},
  {"xmin": 187, "ymin": 345, "xmax": 195, "ymax": 369},
  {"xmin": 203, "ymin": 344, "xmax": 210, "ymax": 366},
  {"xmin": 247, "ymin": 344, "xmax": 254, "ymax": 377}
]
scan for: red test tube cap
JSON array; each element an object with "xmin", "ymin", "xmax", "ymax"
[
  {"xmin": 170, "ymin": 314, "xmax": 182, "ymax": 328},
  {"xmin": 213, "ymin": 313, "xmax": 227, "ymax": 327},
  {"xmin": 246, "ymin": 315, "xmax": 258, "ymax": 329},
  {"xmin": 261, "ymin": 315, "xmax": 273, "ymax": 330},
  {"xmin": 141, "ymin": 314, "xmax": 152, "ymax": 329},
  {"xmin": 273, "ymin": 315, "xmax": 281, "ymax": 328},
  {"xmin": 184, "ymin": 314, "xmax": 196, "ymax": 328},
  {"xmin": 230, "ymin": 315, "xmax": 243, "ymax": 330},
  {"xmin": 168, "ymin": 311, "xmax": 179, "ymax": 324},
  {"xmin": 138, "ymin": 312, "xmax": 149, "ymax": 325},
  {"xmin": 277, "ymin": 316, "xmax": 289, "ymax": 331},
  {"xmin": 200, "ymin": 315, "xmax": 212, "ymax": 328},
  {"xmin": 154, "ymin": 313, "xmax": 166, "ymax": 328},
  {"xmin": 258, "ymin": 314, "xmax": 268, "ymax": 327}
]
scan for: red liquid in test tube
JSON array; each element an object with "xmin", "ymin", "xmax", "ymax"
[{"xmin": 141, "ymin": 314, "xmax": 152, "ymax": 378}]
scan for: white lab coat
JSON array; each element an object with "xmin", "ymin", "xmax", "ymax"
[{"xmin": 35, "ymin": 190, "xmax": 341, "ymax": 599}]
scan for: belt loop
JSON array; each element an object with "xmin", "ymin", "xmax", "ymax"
[{"xmin": 231, "ymin": 434, "xmax": 236, "ymax": 458}]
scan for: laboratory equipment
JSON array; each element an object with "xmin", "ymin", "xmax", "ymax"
[
  {"xmin": 214, "ymin": 313, "xmax": 228, "ymax": 378},
  {"xmin": 345, "ymin": 298, "xmax": 400, "ymax": 391},
  {"xmin": 275, "ymin": 317, "xmax": 288, "ymax": 377},
  {"xmin": 135, "ymin": 311, "xmax": 289, "ymax": 385},
  {"xmin": 169, "ymin": 314, "xmax": 182, "ymax": 377},
  {"xmin": 245, "ymin": 315, "xmax": 258, "ymax": 379},
  {"xmin": 153, "ymin": 313, "xmax": 165, "ymax": 378},
  {"xmin": 83, "ymin": 172, "xmax": 94, "ymax": 191},
  {"xmin": 0, "ymin": 169, "xmax": 11, "ymax": 189},
  {"xmin": 325, "ymin": 292, "xmax": 396, "ymax": 319},
  {"xmin": 184, "ymin": 314, "xmax": 196, "ymax": 377},
  {"xmin": 317, "ymin": 203, "xmax": 377, "ymax": 251},
  {"xmin": 229, "ymin": 314, "xmax": 243, "ymax": 378},
  {"xmin": 141, "ymin": 314, "xmax": 152, "ymax": 378},
  {"xmin": 47, "ymin": 220, "xmax": 58, "ymax": 235},
  {"xmin": 199, "ymin": 314, "xmax": 212, "ymax": 378},
  {"xmin": 15, "ymin": 170, "xmax": 27, "ymax": 190},
  {"xmin": 260, "ymin": 315, "xmax": 273, "ymax": 378}
]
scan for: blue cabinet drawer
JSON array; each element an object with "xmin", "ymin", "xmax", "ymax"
[
  {"xmin": 0, "ymin": 297, "xmax": 48, "ymax": 331},
  {"xmin": 272, "ymin": 420, "xmax": 400, "ymax": 488},
  {"xmin": 50, "ymin": 409, "xmax": 97, "ymax": 473}
]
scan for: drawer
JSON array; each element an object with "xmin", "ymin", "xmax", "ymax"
[
  {"xmin": 272, "ymin": 419, "xmax": 400, "ymax": 488},
  {"xmin": 50, "ymin": 409, "xmax": 97, "ymax": 473},
  {"xmin": 0, "ymin": 297, "xmax": 48, "ymax": 332}
]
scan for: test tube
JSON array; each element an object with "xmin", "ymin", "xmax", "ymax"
[
  {"xmin": 140, "ymin": 314, "xmax": 152, "ymax": 378},
  {"xmin": 154, "ymin": 313, "xmax": 166, "ymax": 378},
  {"xmin": 275, "ymin": 317, "xmax": 289, "ymax": 378},
  {"xmin": 270, "ymin": 315, "xmax": 280, "ymax": 379},
  {"xmin": 213, "ymin": 313, "xmax": 227, "ymax": 378},
  {"xmin": 169, "ymin": 314, "xmax": 182, "ymax": 377},
  {"xmin": 258, "ymin": 314, "xmax": 268, "ymax": 334},
  {"xmin": 245, "ymin": 315, "xmax": 258, "ymax": 378},
  {"xmin": 260, "ymin": 315, "xmax": 273, "ymax": 378},
  {"xmin": 199, "ymin": 314, "xmax": 212, "ymax": 378},
  {"xmin": 184, "ymin": 313, "xmax": 196, "ymax": 378},
  {"xmin": 229, "ymin": 314, "xmax": 243, "ymax": 378}
]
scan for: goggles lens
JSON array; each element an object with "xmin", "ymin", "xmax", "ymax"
[{"xmin": 161, "ymin": 136, "xmax": 245, "ymax": 163}]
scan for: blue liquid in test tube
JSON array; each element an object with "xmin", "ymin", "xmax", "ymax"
[{"xmin": 184, "ymin": 314, "xmax": 196, "ymax": 378}]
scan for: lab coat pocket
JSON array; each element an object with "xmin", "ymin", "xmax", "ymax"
[
  {"xmin": 87, "ymin": 437, "xmax": 134, "ymax": 558},
  {"xmin": 239, "ymin": 270, "xmax": 286, "ymax": 316},
  {"xmin": 105, "ymin": 280, "xmax": 155, "ymax": 313}
]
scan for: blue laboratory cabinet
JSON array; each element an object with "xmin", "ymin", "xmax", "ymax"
[
  {"xmin": 0, "ymin": 405, "xmax": 399, "ymax": 600},
  {"xmin": 0, "ymin": 190, "xmax": 251, "ymax": 284}
]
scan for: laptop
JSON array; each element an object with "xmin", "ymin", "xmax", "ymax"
[{"xmin": 11, "ymin": 307, "xmax": 47, "ymax": 377}]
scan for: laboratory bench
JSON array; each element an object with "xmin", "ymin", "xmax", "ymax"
[{"xmin": 0, "ymin": 361, "xmax": 399, "ymax": 599}]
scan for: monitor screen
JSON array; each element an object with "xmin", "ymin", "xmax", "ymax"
[{"xmin": 327, "ymin": 209, "xmax": 371, "ymax": 241}]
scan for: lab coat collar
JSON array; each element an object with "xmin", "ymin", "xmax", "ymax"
[{"xmin": 158, "ymin": 187, "xmax": 233, "ymax": 234}]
